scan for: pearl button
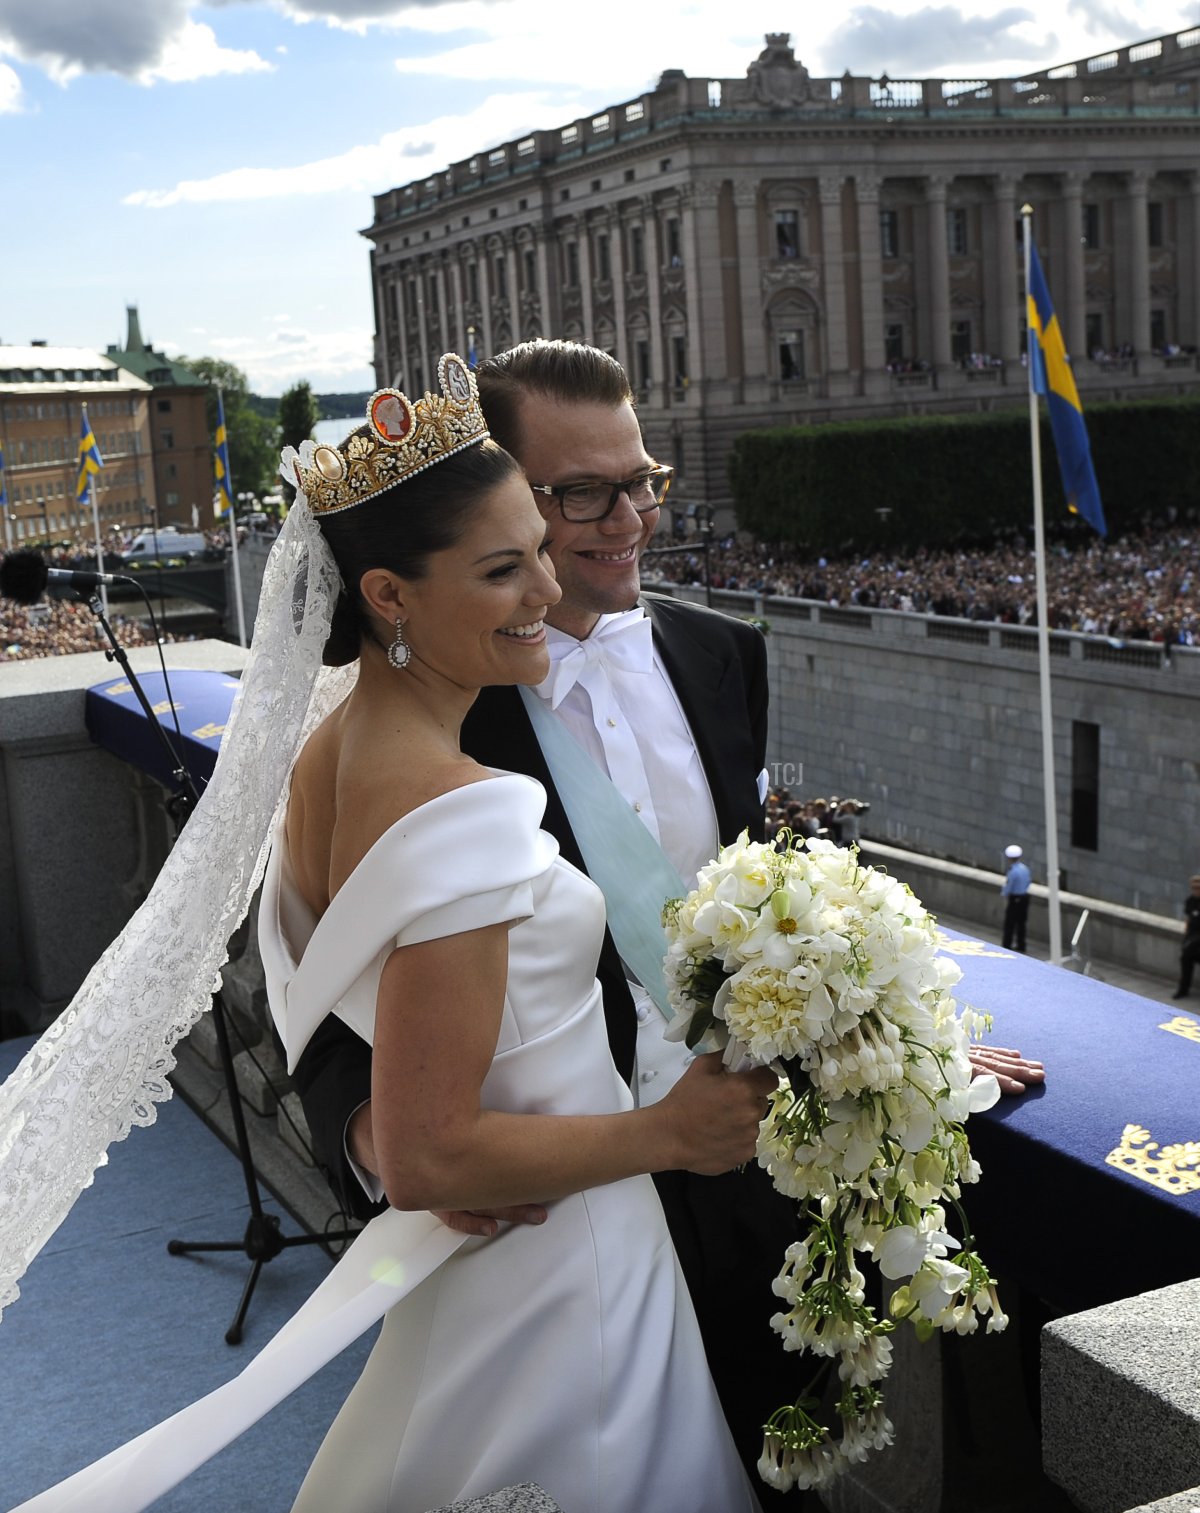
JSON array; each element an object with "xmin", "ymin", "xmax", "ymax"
[
  {"xmin": 640, "ymin": 1069, "xmax": 658, "ymax": 1083},
  {"xmin": 606, "ymin": 716, "xmax": 617, "ymax": 727},
  {"xmin": 636, "ymin": 1004, "xmax": 651, "ymax": 1022},
  {"xmin": 634, "ymin": 801, "xmax": 642, "ymax": 812}
]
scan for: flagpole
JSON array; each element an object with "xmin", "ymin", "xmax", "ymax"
[
  {"xmin": 1021, "ymin": 205, "xmax": 1063, "ymax": 966},
  {"xmin": 82, "ymin": 403, "xmax": 109, "ymax": 618},
  {"xmin": 217, "ymin": 386, "xmax": 247, "ymax": 648}
]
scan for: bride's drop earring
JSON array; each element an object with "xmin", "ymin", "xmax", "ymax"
[{"xmin": 388, "ymin": 618, "xmax": 412, "ymax": 670}]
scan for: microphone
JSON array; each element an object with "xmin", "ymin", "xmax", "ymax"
[{"xmin": 0, "ymin": 549, "xmax": 130, "ymax": 604}]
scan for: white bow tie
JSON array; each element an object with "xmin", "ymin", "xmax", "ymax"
[{"xmin": 537, "ymin": 611, "xmax": 654, "ymax": 710}]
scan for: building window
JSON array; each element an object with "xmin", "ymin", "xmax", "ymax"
[
  {"xmin": 591, "ymin": 178, "xmax": 601, "ymax": 192},
  {"xmin": 885, "ymin": 323, "xmax": 905, "ymax": 364},
  {"xmin": 165, "ymin": 491, "xmax": 179, "ymax": 508},
  {"xmin": 775, "ymin": 210, "xmax": 800, "ymax": 259},
  {"xmin": 565, "ymin": 240, "xmax": 580, "ymax": 287},
  {"xmin": 167, "ymin": 462, "xmax": 177, "ymax": 479},
  {"xmin": 1151, "ymin": 308, "xmax": 1167, "ymax": 350},
  {"xmin": 635, "ymin": 339, "xmax": 651, "ymax": 391},
  {"xmin": 523, "ymin": 248, "xmax": 537, "ymax": 290},
  {"xmin": 778, "ymin": 329, "xmax": 805, "ymax": 382},
  {"xmin": 623, "ymin": 168, "xmax": 635, "ymax": 184},
  {"xmin": 467, "ymin": 263, "xmax": 479, "ymax": 303},
  {"xmin": 951, "ymin": 319, "xmax": 972, "ymax": 362},
  {"xmin": 428, "ymin": 274, "xmax": 439, "ymax": 313},
  {"xmin": 596, "ymin": 233, "xmax": 611, "ymax": 281},
  {"xmin": 1071, "ymin": 720, "xmax": 1099, "ymax": 851},
  {"xmin": 406, "ymin": 279, "xmax": 418, "ymax": 318},
  {"xmin": 1082, "ymin": 203, "xmax": 1101, "ymax": 250},
  {"xmin": 665, "ymin": 217, "xmax": 682, "ymax": 266},
  {"xmin": 1147, "ymin": 201, "xmax": 1164, "ymax": 248},
  {"xmin": 629, "ymin": 224, "xmax": 645, "ymax": 275},
  {"xmin": 161, "ymin": 429, "xmax": 175, "ymax": 449},
  {"xmin": 672, "ymin": 334, "xmax": 688, "ymax": 388},
  {"xmin": 1085, "ymin": 311, "xmax": 1105, "ymax": 355},
  {"xmin": 707, "ymin": 80, "xmax": 722, "ymax": 108},
  {"xmin": 946, "ymin": 207, "xmax": 968, "ymax": 255},
  {"xmin": 494, "ymin": 256, "xmax": 507, "ymax": 299},
  {"xmin": 880, "ymin": 209, "xmax": 899, "ymax": 259},
  {"xmin": 156, "ymin": 399, "xmax": 172, "ymax": 413}
]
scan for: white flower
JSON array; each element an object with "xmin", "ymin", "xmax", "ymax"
[{"xmin": 908, "ymin": 1258, "xmax": 971, "ymax": 1320}]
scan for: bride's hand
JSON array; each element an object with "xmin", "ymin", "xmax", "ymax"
[
  {"xmin": 657, "ymin": 1052, "xmax": 776, "ymax": 1176},
  {"xmin": 433, "ymin": 1205, "xmax": 548, "ymax": 1238}
]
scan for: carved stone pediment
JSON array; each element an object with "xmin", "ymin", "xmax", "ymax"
[
  {"xmin": 625, "ymin": 272, "xmax": 649, "ymax": 299},
  {"xmin": 662, "ymin": 270, "xmax": 686, "ymax": 298},
  {"xmin": 761, "ymin": 262, "xmax": 818, "ymax": 293},
  {"xmin": 561, "ymin": 288, "xmax": 582, "ymax": 316},
  {"xmin": 491, "ymin": 295, "xmax": 511, "ymax": 321},
  {"xmin": 520, "ymin": 290, "xmax": 542, "ymax": 319},
  {"xmin": 593, "ymin": 278, "xmax": 614, "ymax": 304}
]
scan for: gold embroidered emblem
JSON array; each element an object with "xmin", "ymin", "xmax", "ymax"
[
  {"xmin": 935, "ymin": 936, "xmax": 1009, "ymax": 958},
  {"xmin": 1159, "ymin": 1015, "xmax": 1200, "ymax": 1047},
  {"xmin": 1105, "ymin": 1124, "xmax": 1200, "ymax": 1195},
  {"xmin": 191, "ymin": 722, "xmax": 225, "ymax": 740}
]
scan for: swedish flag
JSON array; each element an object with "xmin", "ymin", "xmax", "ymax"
[
  {"xmin": 1027, "ymin": 242, "xmax": 1106, "ymax": 536},
  {"xmin": 76, "ymin": 406, "xmax": 104, "ymax": 506},
  {"xmin": 214, "ymin": 392, "xmax": 234, "ymax": 519}
]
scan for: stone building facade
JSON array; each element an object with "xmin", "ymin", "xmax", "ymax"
[
  {"xmin": 0, "ymin": 346, "xmax": 156, "ymax": 548},
  {"xmin": 106, "ymin": 307, "xmax": 212, "ymax": 531},
  {"xmin": 364, "ymin": 27, "xmax": 1200, "ymax": 520}
]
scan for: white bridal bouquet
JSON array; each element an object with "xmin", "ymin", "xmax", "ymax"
[{"xmin": 661, "ymin": 832, "xmax": 1006, "ymax": 1493}]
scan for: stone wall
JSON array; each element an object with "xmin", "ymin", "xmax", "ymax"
[{"xmin": 663, "ymin": 585, "xmax": 1200, "ymax": 920}]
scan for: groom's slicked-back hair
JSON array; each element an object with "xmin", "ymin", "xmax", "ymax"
[{"xmin": 477, "ymin": 340, "xmax": 635, "ymax": 458}]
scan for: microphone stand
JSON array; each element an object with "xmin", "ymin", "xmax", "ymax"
[{"xmin": 79, "ymin": 588, "xmax": 356, "ymax": 1344}]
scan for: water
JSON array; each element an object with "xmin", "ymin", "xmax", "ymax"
[{"xmin": 313, "ymin": 416, "xmax": 359, "ymax": 447}]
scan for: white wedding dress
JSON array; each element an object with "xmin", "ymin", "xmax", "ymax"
[
  {"xmin": 274, "ymin": 772, "xmax": 757, "ymax": 1513},
  {"xmin": 8, "ymin": 772, "xmax": 757, "ymax": 1513}
]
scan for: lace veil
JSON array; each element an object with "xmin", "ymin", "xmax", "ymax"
[{"xmin": 0, "ymin": 466, "xmax": 353, "ymax": 1321}]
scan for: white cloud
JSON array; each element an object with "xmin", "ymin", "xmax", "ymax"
[
  {"xmin": 0, "ymin": 59, "xmax": 21, "ymax": 111},
  {"xmin": 123, "ymin": 88, "xmax": 578, "ymax": 208},
  {"xmin": 138, "ymin": 19, "xmax": 273, "ymax": 84},
  {"xmin": 166, "ymin": 322, "xmax": 374, "ymax": 395}
]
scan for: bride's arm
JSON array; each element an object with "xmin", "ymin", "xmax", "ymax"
[{"xmin": 372, "ymin": 922, "xmax": 773, "ymax": 1213}]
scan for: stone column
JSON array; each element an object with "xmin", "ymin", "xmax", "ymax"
[
  {"xmin": 476, "ymin": 240, "xmax": 493, "ymax": 358},
  {"xmin": 1186, "ymin": 172, "xmax": 1200, "ymax": 349},
  {"xmin": 448, "ymin": 255, "xmax": 465, "ymax": 358},
  {"xmin": 924, "ymin": 175, "xmax": 953, "ymax": 371},
  {"xmin": 854, "ymin": 174, "xmax": 887, "ymax": 391},
  {"xmin": 433, "ymin": 258, "xmax": 450, "ymax": 353},
  {"xmin": 819, "ymin": 172, "xmax": 851, "ymax": 395},
  {"xmin": 392, "ymin": 266, "xmax": 411, "ymax": 388},
  {"xmin": 992, "ymin": 174, "xmax": 1022, "ymax": 362},
  {"xmin": 505, "ymin": 234, "xmax": 521, "ymax": 341},
  {"xmin": 415, "ymin": 258, "xmax": 432, "ymax": 394},
  {"xmin": 610, "ymin": 211, "xmax": 628, "ymax": 368},
  {"xmin": 1059, "ymin": 172, "xmax": 1087, "ymax": 360},
  {"xmin": 533, "ymin": 228, "xmax": 555, "ymax": 340},
  {"xmin": 577, "ymin": 217, "xmax": 594, "ymax": 344},
  {"xmin": 643, "ymin": 198, "xmax": 665, "ymax": 407},
  {"xmin": 680, "ymin": 179, "xmax": 726, "ymax": 394},
  {"xmin": 1126, "ymin": 170, "xmax": 1152, "ymax": 356},
  {"xmin": 733, "ymin": 180, "xmax": 768, "ymax": 400}
]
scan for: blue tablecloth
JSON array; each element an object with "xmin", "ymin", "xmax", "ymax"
[
  {"xmin": 86, "ymin": 668, "xmax": 240, "ymax": 793},
  {"xmin": 943, "ymin": 932, "xmax": 1200, "ymax": 1310}
]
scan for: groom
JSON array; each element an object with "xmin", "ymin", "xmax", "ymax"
[{"xmin": 294, "ymin": 338, "xmax": 798, "ymax": 1488}]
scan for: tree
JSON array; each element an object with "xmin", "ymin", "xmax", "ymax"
[
  {"xmin": 176, "ymin": 354, "xmax": 279, "ymax": 502},
  {"xmin": 277, "ymin": 381, "xmax": 319, "ymax": 503}
]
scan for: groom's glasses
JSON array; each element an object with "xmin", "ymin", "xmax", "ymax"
[{"xmin": 530, "ymin": 465, "xmax": 673, "ymax": 522}]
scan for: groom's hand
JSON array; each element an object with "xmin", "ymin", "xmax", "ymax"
[{"xmin": 434, "ymin": 1205, "xmax": 548, "ymax": 1237}]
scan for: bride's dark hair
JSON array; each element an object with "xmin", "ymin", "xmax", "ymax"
[{"xmin": 316, "ymin": 435, "xmax": 521, "ymax": 666}]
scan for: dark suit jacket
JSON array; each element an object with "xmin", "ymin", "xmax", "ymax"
[{"xmin": 288, "ymin": 595, "xmax": 797, "ymax": 1488}]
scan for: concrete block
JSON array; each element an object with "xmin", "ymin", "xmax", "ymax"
[
  {"xmin": 1122, "ymin": 1491, "xmax": 1200, "ymax": 1513},
  {"xmin": 1042, "ymin": 1279, "xmax": 1200, "ymax": 1513},
  {"xmin": 427, "ymin": 1487, "xmax": 562, "ymax": 1512}
]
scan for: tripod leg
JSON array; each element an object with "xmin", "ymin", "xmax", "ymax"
[{"xmin": 226, "ymin": 1256, "xmax": 265, "ymax": 1346}]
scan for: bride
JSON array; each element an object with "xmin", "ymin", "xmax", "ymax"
[{"xmin": 2, "ymin": 357, "xmax": 774, "ymax": 1512}]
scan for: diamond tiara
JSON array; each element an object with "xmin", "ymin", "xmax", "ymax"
[{"xmin": 283, "ymin": 353, "xmax": 489, "ymax": 517}]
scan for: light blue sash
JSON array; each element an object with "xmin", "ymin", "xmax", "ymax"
[{"xmin": 519, "ymin": 686, "xmax": 686, "ymax": 1022}]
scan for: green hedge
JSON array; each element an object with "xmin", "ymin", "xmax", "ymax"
[{"xmin": 727, "ymin": 395, "xmax": 1200, "ymax": 551}]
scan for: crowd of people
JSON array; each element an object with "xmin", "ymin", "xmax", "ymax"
[
  {"xmin": 0, "ymin": 530, "xmax": 233, "ymax": 659},
  {"xmin": 766, "ymin": 788, "xmax": 871, "ymax": 848},
  {"xmin": 646, "ymin": 520, "xmax": 1200, "ymax": 647}
]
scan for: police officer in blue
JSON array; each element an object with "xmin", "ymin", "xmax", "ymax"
[{"xmin": 1001, "ymin": 843, "xmax": 1033, "ymax": 952}]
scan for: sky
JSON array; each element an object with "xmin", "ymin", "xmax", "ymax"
[{"xmin": 1, "ymin": 0, "xmax": 1193, "ymax": 398}]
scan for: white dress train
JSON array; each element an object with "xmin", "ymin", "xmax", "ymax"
[{"xmin": 9, "ymin": 773, "xmax": 758, "ymax": 1513}]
